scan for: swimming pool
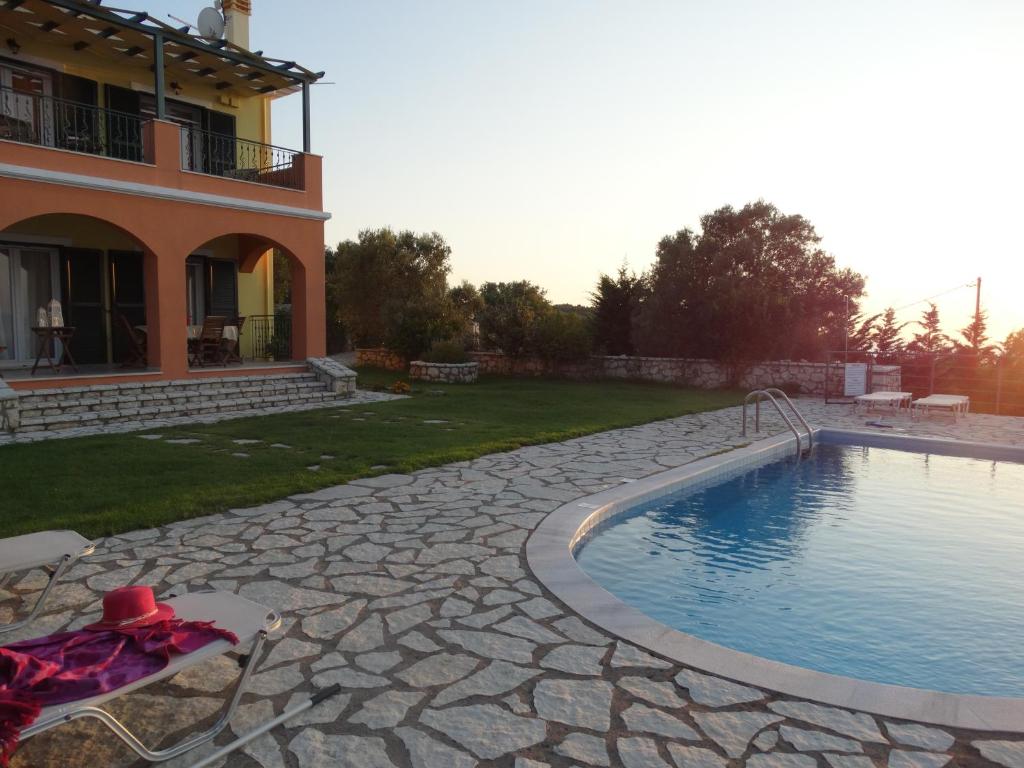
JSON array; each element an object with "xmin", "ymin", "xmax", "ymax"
[{"xmin": 575, "ymin": 436, "xmax": 1024, "ymax": 698}]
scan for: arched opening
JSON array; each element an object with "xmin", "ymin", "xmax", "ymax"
[
  {"xmin": 0, "ymin": 214, "xmax": 153, "ymax": 373},
  {"xmin": 184, "ymin": 232, "xmax": 311, "ymax": 364}
]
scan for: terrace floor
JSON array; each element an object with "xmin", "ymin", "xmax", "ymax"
[{"xmin": 6, "ymin": 399, "xmax": 1023, "ymax": 768}]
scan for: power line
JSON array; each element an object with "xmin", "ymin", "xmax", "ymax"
[{"xmin": 890, "ymin": 281, "xmax": 977, "ymax": 314}]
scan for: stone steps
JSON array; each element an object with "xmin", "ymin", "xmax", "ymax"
[{"xmin": 12, "ymin": 371, "xmax": 346, "ymax": 434}]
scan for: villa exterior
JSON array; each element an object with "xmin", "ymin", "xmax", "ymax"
[{"xmin": 0, "ymin": 0, "xmax": 328, "ymax": 390}]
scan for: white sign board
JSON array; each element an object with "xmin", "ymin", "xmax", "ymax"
[{"xmin": 844, "ymin": 363, "xmax": 868, "ymax": 397}]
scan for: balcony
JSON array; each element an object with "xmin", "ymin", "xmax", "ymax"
[
  {"xmin": 180, "ymin": 126, "xmax": 303, "ymax": 191},
  {"xmin": 0, "ymin": 87, "xmax": 143, "ymax": 162},
  {"xmin": 0, "ymin": 86, "xmax": 304, "ymax": 191}
]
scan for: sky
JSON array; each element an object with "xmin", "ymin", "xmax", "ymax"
[{"xmin": 161, "ymin": 0, "xmax": 1023, "ymax": 342}]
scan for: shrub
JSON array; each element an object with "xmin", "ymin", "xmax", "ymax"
[
  {"xmin": 386, "ymin": 305, "xmax": 448, "ymax": 362},
  {"xmin": 529, "ymin": 311, "xmax": 592, "ymax": 363},
  {"xmin": 420, "ymin": 340, "xmax": 470, "ymax": 364},
  {"xmin": 477, "ymin": 281, "xmax": 551, "ymax": 357}
]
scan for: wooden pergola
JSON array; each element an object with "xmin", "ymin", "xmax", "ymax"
[{"xmin": 0, "ymin": 0, "xmax": 324, "ymax": 150}]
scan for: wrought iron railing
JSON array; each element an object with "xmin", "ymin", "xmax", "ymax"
[
  {"xmin": 0, "ymin": 87, "xmax": 143, "ymax": 161},
  {"xmin": 248, "ymin": 313, "xmax": 292, "ymax": 361},
  {"xmin": 179, "ymin": 126, "xmax": 302, "ymax": 190}
]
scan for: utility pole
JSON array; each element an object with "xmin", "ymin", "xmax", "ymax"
[
  {"xmin": 975, "ymin": 276, "xmax": 982, "ymax": 320},
  {"xmin": 844, "ymin": 295, "xmax": 849, "ymax": 362}
]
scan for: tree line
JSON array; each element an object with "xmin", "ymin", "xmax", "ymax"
[{"xmin": 318, "ymin": 200, "xmax": 1021, "ymax": 370}]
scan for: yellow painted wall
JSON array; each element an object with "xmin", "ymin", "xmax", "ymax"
[
  {"xmin": 3, "ymin": 40, "xmax": 267, "ymax": 144},
  {"xmin": 3, "ymin": 214, "xmax": 139, "ymax": 251}
]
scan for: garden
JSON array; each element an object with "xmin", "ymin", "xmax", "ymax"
[{"xmin": 0, "ymin": 370, "xmax": 743, "ymax": 538}]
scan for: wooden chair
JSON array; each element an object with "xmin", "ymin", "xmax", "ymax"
[
  {"xmin": 224, "ymin": 315, "xmax": 246, "ymax": 364},
  {"xmin": 114, "ymin": 311, "xmax": 147, "ymax": 368},
  {"xmin": 189, "ymin": 315, "xmax": 227, "ymax": 367}
]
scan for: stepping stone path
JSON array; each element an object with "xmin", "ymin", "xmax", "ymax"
[{"xmin": 8, "ymin": 400, "xmax": 1021, "ymax": 767}]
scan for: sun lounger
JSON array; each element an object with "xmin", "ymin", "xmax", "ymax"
[
  {"xmin": 0, "ymin": 531, "xmax": 95, "ymax": 634},
  {"xmin": 16, "ymin": 591, "xmax": 281, "ymax": 763},
  {"xmin": 912, "ymin": 394, "xmax": 970, "ymax": 420},
  {"xmin": 854, "ymin": 391, "xmax": 913, "ymax": 413}
]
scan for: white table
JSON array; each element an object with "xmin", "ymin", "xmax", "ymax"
[
  {"xmin": 188, "ymin": 324, "xmax": 239, "ymax": 342},
  {"xmin": 136, "ymin": 325, "xmax": 239, "ymax": 341}
]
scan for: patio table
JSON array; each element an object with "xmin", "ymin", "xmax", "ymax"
[
  {"xmin": 188, "ymin": 325, "xmax": 239, "ymax": 341},
  {"xmin": 30, "ymin": 326, "xmax": 78, "ymax": 376},
  {"xmin": 135, "ymin": 325, "xmax": 239, "ymax": 341}
]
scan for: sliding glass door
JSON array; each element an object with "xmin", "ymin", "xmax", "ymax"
[
  {"xmin": 0, "ymin": 249, "xmax": 12, "ymax": 362},
  {"xmin": 0, "ymin": 245, "xmax": 60, "ymax": 363}
]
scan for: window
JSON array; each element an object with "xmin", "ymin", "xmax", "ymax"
[
  {"xmin": 0, "ymin": 62, "xmax": 53, "ymax": 146},
  {"xmin": 0, "ymin": 249, "xmax": 11, "ymax": 361},
  {"xmin": 0, "ymin": 245, "xmax": 60, "ymax": 363},
  {"xmin": 185, "ymin": 257, "xmax": 237, "ymax": 325}
]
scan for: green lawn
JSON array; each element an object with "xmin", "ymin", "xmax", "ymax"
[{"xmin": 1, "ymin": 370, "xmax": 743, "ymax": 538}]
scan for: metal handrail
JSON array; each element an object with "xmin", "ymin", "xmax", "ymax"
[
  {"xmin": 741, "ymin": 389, "xmax": 813, "ymax": 459},
  {"xmin": 761, "ymin": 387, "xmax": 814, "ymax": 453},
  {"xmin": 179, "ymin": 125, "xmax": 302, "ymax": 190},
  {"xmin": 0, "ymin": 86, "xmax": 143, "ymax": 160}
]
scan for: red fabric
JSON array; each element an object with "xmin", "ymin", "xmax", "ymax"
[{"xmin": 0, "ymin": 620, "xmax": 237, "ymax": 766}]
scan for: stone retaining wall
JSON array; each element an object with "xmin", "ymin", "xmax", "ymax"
[
  {"xmin": 307, "ymin": 357, "xmax": 358, "ymax": 395},
  {"xmin": 0, "ymin": 379, "xmax": 18, "ymax": 431},
  {"xmin": 355, "ymin": 348, "xmax": 406, "ymax": 371},
  {"xmin": 5, "ymin": 370, "xmax": 352, "ymax": 434},
  {"xmin": 409, "ymin": 361, "xmax": 479, "ymax": 383}
]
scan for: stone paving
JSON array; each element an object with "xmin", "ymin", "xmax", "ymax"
[{"xmin": 5, "ymin": 399, "xmax": 1024, "ymax": 768}]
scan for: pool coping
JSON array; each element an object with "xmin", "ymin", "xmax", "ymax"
[{"xmin": 526, "ymin": 427, "xmax": 1024, "ymax": 733}]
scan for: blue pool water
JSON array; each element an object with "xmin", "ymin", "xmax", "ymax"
[{"xmin": 576, "ymin": 442, "xmax": 1024, "ymax": 697}]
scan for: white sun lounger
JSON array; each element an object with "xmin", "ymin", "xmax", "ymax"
[
  {"xmin": 854, "ymin": 391, "xmax": 913, "ymax": 413},
  {"xmin": 0, "ymin": 530, "xmax": 95, "ymax": 634},
  {"xmin": 17, "ymin": 591, "xmax": 282, "ymax": 763},
  {"xmin": 912, "ymin": 394, "xmax": 970, "ymax": 420}
]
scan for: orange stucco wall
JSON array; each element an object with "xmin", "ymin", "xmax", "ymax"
[{"xmin": 0, "ymin": 120, "xmax": 327, "ymax": 381}]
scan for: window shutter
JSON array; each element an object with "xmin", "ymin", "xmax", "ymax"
[
  {"xmin": 104, "ymin": 85, "xmax": 142, "ymax": 161},
  {"xmin": 59, "ymin": 249, "xmax": 104, "ymax": 364},
  {"xmin": 206, "ymin": 109, "xmax": 237, "ymax": 176},
  {"xmin": 207, "ymin": 259, "xmax": 238, "ymax": 319}
]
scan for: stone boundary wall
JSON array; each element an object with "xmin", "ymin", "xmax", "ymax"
[
  {"xmin": 360, "ymin": 347, "xmax": 900, "ymax": 396},
  {"xmin": 468, "ymin": 352, "xmax": 896, "ymax": 396},
  {"xmin": 307, "ymin": 357, "xmax": 358, "ymax": 395},
  {"xmin": 355, "ymin": 348, "xmax": 406, "ymax": 371},
  {"xmin": 409, "ymin": 361, "xmax": 479, "ymax": 384}
]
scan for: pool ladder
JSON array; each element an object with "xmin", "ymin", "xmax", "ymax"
[{"xmin": 742, "ymin": 388, "xmax": 814, "ymax": 459}]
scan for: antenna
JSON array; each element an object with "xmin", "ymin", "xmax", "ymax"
[
  {"xmin": 168, "ymin": 13, "xmax": 194, "ymax": 32},
  {"xmin": 196, "ymin": 6, "xmax": 225, "ymax": 40}
]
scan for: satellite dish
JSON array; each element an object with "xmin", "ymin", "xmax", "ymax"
[{"xmin": 197, "ymin": 6, "xmax": 225, "ymax": 40}]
